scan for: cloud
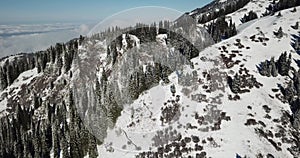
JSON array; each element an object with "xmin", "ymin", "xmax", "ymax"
[
  {"xmin": 0, "ymin": 23, "xmax": 85, "ymax": 58},
  {"xmin": 77, "ymin": 24, "xmax": 90, "ymax": 35}
]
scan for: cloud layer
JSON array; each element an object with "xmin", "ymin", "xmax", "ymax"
[{"xmin": 0, "ymin": 23, "xmax": 91, "ymax": 58}]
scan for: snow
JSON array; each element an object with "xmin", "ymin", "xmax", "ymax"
[
  {"xmin": 219, "ymin": 0, "xmax": 227, "ymax": 3},
  {"xmin": 95, "ymin": 39, "xmax": 107, "ymax": 50},
  {"xmin": 194, "ymin": 6, "xmax": 300, "ymax": 157},
  {"xmin": 96, "ymin": 4, "xmax": 300, "ymax": 158},
  {"xmin": 0, "ymin": 99, "xmax": 7, "ymax": 112},
  {"xmin": 0, "ymin": 0, "xmax": 298, "ymax": 157},
  {"xmin": 0, "ymin": 68, "xmax": 39, "ymax": 115},
  {"xmin": 122, "ymin": 34, "xmax": 128, "ymax": 49},
  {"xmin": 198, "ymin": 0, "xmax": 272, "ymax": 30},
  {"xmin": 227, "ymin": 0, "xmax": 272, "ymax": 26},
  {"xmin": 128, "ymin": 34, "xmax": 140, "ymax": 49},
  {"xmin": 0, "ymin": 54, "xmax": 23, "ymax": 67},
  {"xmin": 12, "ymin": 68, "xmax": 39, "ymax": 88},
  {"xmin": 156, "ymin": 34, "xmax": 168, "ymax": 46}
]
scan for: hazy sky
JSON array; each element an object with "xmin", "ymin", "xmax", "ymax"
[
  {"xmin": 0, "ymin": 0, "xmax": 213, "ymax": 57},
  {"xmin": 0, "ymin": 0, "xmax": 212, "ymax": 23}
]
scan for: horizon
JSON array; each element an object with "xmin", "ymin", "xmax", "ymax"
[
  {"xmin": 0, "ymin": 0, "xmax": 212, "ymax": 24},
  {"xmin": 0, "ymin": 0, "xmax": 213, "ymax": 59}
]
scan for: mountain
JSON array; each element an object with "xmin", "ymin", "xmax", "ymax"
[{"xmin": 0, "ymin": 0, "xmax": 300, "ymax": 157}]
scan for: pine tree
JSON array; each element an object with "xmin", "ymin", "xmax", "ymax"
[
  {"xmin": 229, "ymin": 74, "xmax": 241, "ymax": 93},
  {"xmin": 128, "ymin": 74, "xmax": 138, "ymax": 100},
  {"xmin": 259, "ymin": 60, "xmax": 270, "ymax": 76},
  {"xmin": 294, "ymin": 22, "xmax": 299, "ymax": 30},
  {"xmin": 292, "ymin": 106, "xmax": 300, "ymax": 130},
  {"xmin": 284, "ymin": 81, "xmax": 296, "ymax": 102},
  {"xmin": 170, "ymin": 84, "xmax": 176, "ymax": 95},
  {"xmin": 294, "ymin": 38, "xmax": 300, "ymax": 52},
  {"xmin": 293, "ymin": 70, "xmax": 300, "ymax": 96},
  {"xmin": 274, "ymin": 27, "xmax": 284, "ymax": 38},
  {"xmin": 52, "ymin": 119, "xmax": 60, "ymax": 158},
  {"xmin": 145, "ymin": 64, "xmax": 154, "ymax": 88},
  {"xmin": 61, "ymin": 134, "xmax": 70, "ymax": 158},
  {"xmin": 79, "ymin": 35, "xmax": 84, "ymax": 45},
  {"xmin": 88, "ymin": 134, "xmax": 98, "ymax": 158},
  {"xmin": 241, "ymin": 10, "xmax": 258, "ymax": 23},
  {"xmin": 69, "ymin": 91, "xmax": 84, "ymax": 158},
  {"xmin": 277, "ymin": 11, "xmax": 282, "ymax": 17},
  {"xmin": 0, "ymin": 68, "xmax": 8, "ymax": 90},
  {"xmin": 270, "ymin": 57, "xmax": 278, "ymax": 77},
  {"xmin": 277, "ymin": 52, "xmax": 291, "ymax": 76}
]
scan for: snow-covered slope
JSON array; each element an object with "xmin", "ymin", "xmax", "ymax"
[
  {"xmin": 0, "ymin": 0, "xmax": 300, "ymax": 158},
  {"xmin": 96, "ymin": 5, "xmax": 300, "ymax": 158},
  {"xmin": 227, "ymin": 0, "xmax": 272, "ymax": 26},
  {"xmin": 195, "ymin": 0, "xmax": 273, "ymax": 28},
  {"xmin": 0, "ymin": 68, "xmax": 39, "ymax": 115}
]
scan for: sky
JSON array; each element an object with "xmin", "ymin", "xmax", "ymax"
[
  {"xmin": 0, "ymin": 0, "xmax": 212, "ymax": 24},
  {"xmin": 0, "ymin": 0, "xmax": 213, "ymax": 58}
]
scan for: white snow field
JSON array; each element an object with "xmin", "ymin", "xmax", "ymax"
[{"xmin": 95, "ymin": 3, "xmax": 300, "ymax": 158}]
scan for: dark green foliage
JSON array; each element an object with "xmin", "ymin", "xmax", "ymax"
[
  {"xmin": 228, "ymin": 71, "xmax": 262, "ymax": 94},
  {"xmin": 196, "ymin": 0, "xmax": 251, "ymax": 24},
  {"xmin": 207, "ymin": 16, "xmax": 237, "ymax": 42},
  {"xmin": 0, "ymin": 37, "xmax": 78, "ymax": 90},
  {"xmin": 108, "ymin": 24, "xmax": 201, "ymax": 66},
  {"xmin": 295, "ymin": 38, "xmax": 300, "ymax": 52},
  {"xmin": 277, "ymin": 52, "xmax": 291, "ymax": 76},
  {"xmin": 88, "ymin": 134, "xmax": 98, "ymax": 158},
  {"xmin": 259, "ymin": 60, "xmax": 271, "ymax": 77},
  {"xmin": 258, "ymin": 57, "xmax": 278, "ymax": 77},
  {"xmin": 0, "ymin": 53, "xmax": 35, "ymax": 90},
  {"xmin": 270, "ymin": 57, "xmax": 278, "ymax": 77},
  {"xmin": 0, "ymin": 78, "xmax": 100, "ymax": 158},
  {"xmin": 64, "ymin": 48, "xmax": 75, "ymax": 72},
  {"xmin": 267, "ymin": 0, "xmax": 300, "ymax": 14},
  {"xmin": 292, "ymin": 33, "xmax": 300, "ymax": 55},
  {"xmin": 293, "ymin": 70, "xmax": 300, "ymax": 96},
  {"xmin": 274, "ymin": 27, "xmax": 284, "ymax": 38},
  {"xmin": 277, "ymin": 11, "xmax": 282, "ymax": 17},
  {"xmin": 241, "ymin": 10, "xmax": 258, "ymax": 23},
  {"xmin": 280, "ymin": 69, "xmax": 300, "ymax": 131},
  {"xmin": 79, "ymin": 35, "xmax": 85, "ymax": 46},
  {"xmin": 170, "ymin": 84, "xmax": 176, "ymax": 94},
  {"xmin": 258, "ymin": 52, "xmax": 291, "ymax": 77},
  {"xmin": 107, "ymin": 88, "xmax": 123, "ymax": 124},
  {"xmin": 228, "ymin": 74, "xmax": 241, "ymax": 94}
]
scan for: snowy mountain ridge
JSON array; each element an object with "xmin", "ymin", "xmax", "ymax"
[{"xmin": 97, "ymin": 3, "xmax": 300, "ymax": 158}]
